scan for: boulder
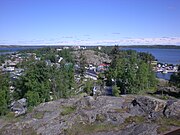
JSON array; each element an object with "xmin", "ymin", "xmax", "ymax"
[
  {"xmin": 163, "ymin": 100, "xmax": 180, "ymax": 118},
  {"xmin": 129, "ymin": 96, "xmax": 166, "ymax": 119},
  {"xmin": 156, "ymin": 86, "xmax": 180, "ymax": 98}
]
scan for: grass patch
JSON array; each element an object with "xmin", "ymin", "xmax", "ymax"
[
  {"xmin": 27, "ymin": 106, "xmax": 34, "ymax": 113},
  {"xmin": 157, "ymin": 117, "xmax": 180, "ymax": 126},
  {"xmin": 0, "ymin": 112, "xmax": 26, "ymax": 123},
  {"xmin": 61, "ymin": 106, "xmax": 76, "ymax": 116},
  {"xmin": 65, "ymin": 123, "xmax": 118, "ymax": 135},
  {"xmin": 137, "ymin": 87, "xmax": 157, "ymax": 95},
  {"xmin": 156, "ymin": 117, "xmax": 180, "ymax": 134},
  {"xmin": 4, "ymin": 112, "xmax": 15, "ymax": 120},
  {"xmin": 95, "ymin": 114, "xmax": 106, "ymax": 122},
  {"xmin": 159, "ymin": 95, "xmax": 170, "ymax": 100},
  {"xmin": 157, "ymin": 126, "xmax": 170, "ymax": 134},
  {"xmin": 0, "ymin": 123, "xmax": 36, "ymax": 135},
  {"xmin": 124, "ymin": 116, "xmax": 145, "ymax": 124},
  {"xmin": 65, "ymin": 115, "xmax": 146, "ymax": 135}
]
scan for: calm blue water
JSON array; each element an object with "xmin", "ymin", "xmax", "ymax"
[
  {"xmin": 156, "ymin": 72, "xmax": 173, "ymax": 81},
  {"xmin": 0, "ymin": 47, "xmax": 42, "ymax": 55},
  {"xmin": 123, "ymin": 48, "xmax": 180, "ymax": 65}
]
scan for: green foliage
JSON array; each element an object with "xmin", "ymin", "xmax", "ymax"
[
  {"xmin": 79, "ymin": 51, "xmax": 86, "ymax": 77},
  {"xmin": 26, "ymin": 91, "xmax": 40, "ymax": 107},
  {"xmin": 15, "ymin": 61, "xmax": 76, "ymax": 106},
  {"xmin": 51, "ymin": 65, "xmax": 76, "ymax": 99},
  {"xmin": 84, "ymin": 79, "xmax": 94, "ymax": 95},
  {"xmin": 108, "ymin": 49, "xmax": 157, "ymax": 94},
  {"xmin": 112, "ymin": 85, "xmax": 120, "ymax": 96},
  {"xmin": 0, "ymin": 55, "xmax": 7, "ymax": 65},
  {"xmin": 169, "ymin": 66, "xmax": 180, "ymax": 88},
  {"xmin": 124, "ymin": 116, "xmax": 145, "ymax": 124},
  {"xmin": 0, "ymin": 72, "xmax": 10, "ymax": 116},
  {"xmin": 95, "ymin": 114, "xmax": 106, "ymax": 122},
  {"xmin": 138, "ymin": 52, "xmax": 155, "ymax": 63},
  {"xmin": 0, "ymin": 90, "xmax": 8, "ymax": 115},
  {"xmin": 110, "ymin": 45, "xmax": 120, "ymax": 56},
  {"xmin": 156, "ymin": 117, "xmax": 180, "ymax": 134},
  {"xmin": 65, "ymin": 123, "xmax": 117, "ymax": 135},
  {"xmin": 58, "ymin": 49, "xmax": 74, "ymax": 63},
  {"xmin": 1, "ymin": 47, "xmax": 77, "ymax": 114},
  {"xmin": 14, "ymin": 48, "xmax": 76, "ymax": 107},
  {"xmin": 61, "ymin": 106, "xmax": 76, "ymax": 116}
]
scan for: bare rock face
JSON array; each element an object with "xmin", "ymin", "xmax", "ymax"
[
  {"xmin": 92, "ymin": 123, "xmax": 158, "ymax": 135},
  {"xmin": 72, "ymin": 50, "xmax": 111, "ymax": 65},
  {"xmin": 119, "ymin": 123, "xmax": 158, "ymax": 135},
  {"xmin": 163, "ymin": 100, "xmax": 180, "ymax": 119},
  {"xmin": 0, "ymin": 96, "xmax": 179, "ymax": 135},
  {"xmin": 156, "ymin": 86, "xmax": 180, "ymax": 98},
  {"xmin": 129, "ymin": 96, "xmax": 166, "ymax": 119},
  {"xmin": 129, "ymin": 96, "xmax": 180, "ymax": 120},
  {"xmin": 75, "ymin": 96, "xmax": 130, "ymax": 124}
]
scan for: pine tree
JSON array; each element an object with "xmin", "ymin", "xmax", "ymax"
[{"xmin": 0, "ymin": 72, "xmax": 10, "ymax": 115}]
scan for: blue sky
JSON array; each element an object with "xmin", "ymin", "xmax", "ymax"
[{"xmin": 0, "ymin": 0, "xmax": 180, "ymax": 45}]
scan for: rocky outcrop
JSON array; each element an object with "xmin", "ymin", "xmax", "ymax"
[
  {"xmin": 129, "ymin": 96, "xmax": 166, "ymax": 119},
  {"xmin": 0, "ymin": 96, "xmax": 179, "ymax": 135},
  {"xmin": 72, "ymin": 50, "xmax": 111, "ymax": 65},
  {"xmin": 155, "ymin": 86, "xmax": 180, "ymax": 98},
  {"xmin": 91, "ymin": 123, "xmax": 158, "ymax": 135},
  {"xmin": 129, "ymin": 96, "xmax": 180, "ymax": 119},
  {"xmin": 163, "ymin": 100, "xmax": 180, "ymax": 118}
]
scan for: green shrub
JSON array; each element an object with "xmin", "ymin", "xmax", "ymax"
[{"xmin": 61, "ymin": 106, "xmax": 76, "ymax": 116}]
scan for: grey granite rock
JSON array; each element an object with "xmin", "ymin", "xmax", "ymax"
[{"xmin": 0, "ymin": 96, "xmax": 179, "ymax": 135}]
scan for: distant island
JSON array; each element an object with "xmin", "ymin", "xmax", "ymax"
[
  {"xmin": 1, "ymin": 45, "xmax": 180, "ymax": 49},
  {"xmin": 121, "ymin": 45, "xmax": 180, "ymax": 49}
]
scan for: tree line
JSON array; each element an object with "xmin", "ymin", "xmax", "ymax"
[
  {"xmin": 14, "ymin": 48, "xmax": 76, "ymax": 107},
  {"xmin": 0, "ymin": 48, "xmax": 76, "ymax": 116},
  {"xmin": 0, "ymin": 71, "xmax": 10, "ymax": 115},
  {"xmin": 169, "ymin": 65, "xmax": 180, "ymax": 88},
  {"xmin": 106, "ymin": 46, "xmax": 157, "ymax": 96}
]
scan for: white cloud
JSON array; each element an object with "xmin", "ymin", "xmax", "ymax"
[
  {"xmin": 1, "ymin": 37, "xmax": 180, "ymax": 46},
  {"xmin": 70, "ymin": 37, "xmax": 180, "ymax": 45}
]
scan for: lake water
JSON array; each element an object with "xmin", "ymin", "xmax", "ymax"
[
  {"xmin": 156, "ymin": 72, "xmax": 173, "ymax": 81},
  {"xmin": 122, "ymin": 48, "xmax": 180, "ymax": 65},
  {"xmin": 0, "ymin": 46, "xmax": 42, "ymax": 55}
]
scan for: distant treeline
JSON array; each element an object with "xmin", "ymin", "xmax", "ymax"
[
  {"xmin": 121, "ymin": 45, "xmax": 180, "ymax": 49},
  {"xmin": 0, "ymin": 50, "xmax": 10, "ymax": 52}
]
